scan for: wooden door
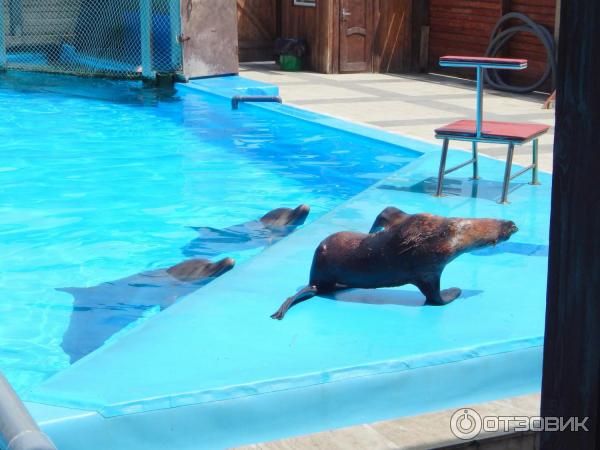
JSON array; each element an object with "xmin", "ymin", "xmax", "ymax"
[
  {"xmin": 237, "ymin": 0, "xmax": 279, "ymax": 62},
  {"xmin": 339, "ymin": 0, "xmax": 373, "ymax": 72}
]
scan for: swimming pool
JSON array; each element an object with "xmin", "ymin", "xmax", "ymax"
[{"xmin": 0, "ymin": 71, "xmax": 420, "ymax": 396}]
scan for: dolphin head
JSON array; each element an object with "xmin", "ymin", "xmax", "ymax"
[
  {"xmin": 167, "ymin": 257, "xmax": 235, "ymax": 283},
  {"xmin": 259, "ymin": 204, "xmax": 310, "ymax": 229}
]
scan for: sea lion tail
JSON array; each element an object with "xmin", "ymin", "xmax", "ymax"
[{"xmin": 271, "ymin": 285, "xmax": 318, "ymax": 320}]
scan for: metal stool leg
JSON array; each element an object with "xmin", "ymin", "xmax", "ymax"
[
  {"xmin": 531, "ymin": 138, "xmax": 540, "ymax": 185},
  {"xmin": 435, "ymin": 139, "xmax": 450, "ymax": 197},
  {"xmin": 500, "ymin": 142, "xmax": 515, "ymax": 204},
  {"xmin": 471, "ymin": 141, "xmax": 480, "ymax": 180}
]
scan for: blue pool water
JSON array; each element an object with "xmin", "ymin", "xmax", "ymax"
[{"xmin": 0, "ymin": 72, "xmax": 419, "ymax": 395}]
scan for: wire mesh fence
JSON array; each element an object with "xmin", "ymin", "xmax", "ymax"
[{"xmin": 0, "ymin": 0, "xmax": 181, "ymax": 78}]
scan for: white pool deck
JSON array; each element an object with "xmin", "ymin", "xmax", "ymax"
[
  {"xmin": 235, "ymin": 63, "xmax": 554, "ymax": 449},
  {"xmin": 240, "ymin": 63, "xmax": 555, "ymax": 173}
]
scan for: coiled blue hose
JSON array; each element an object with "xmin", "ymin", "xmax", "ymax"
[{"xmin": 484, "ymin": 13, "xmax": 557, "ymax": 93}]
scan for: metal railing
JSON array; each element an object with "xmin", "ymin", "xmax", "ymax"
[
  {"xmin": 0, "ymin": 373, "xmax": 56, "ymax": 450},
  {"xmin": 231, "ymin": 95, "xmax": 282, "ymax": 110}
]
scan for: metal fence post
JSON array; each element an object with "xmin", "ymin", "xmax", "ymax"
[
  {"xmin": 0, "ymin": 0, "xmax": 6, "ymax": 69},
  {"xmin": 169, "ymin": 0, "xmax": 181, "ymax": 71},
  {"xmin": 140, "ymin": 0, "xmax": 154, "ymax": 79}
]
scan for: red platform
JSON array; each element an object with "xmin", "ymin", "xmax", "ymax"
[
  {"xmin": 435, "ymin": 120, "xmax": 551, "ymax": 142},
  {"xmin": 440, "ymin": 56, "xmax": 528, "ymax": 67}
]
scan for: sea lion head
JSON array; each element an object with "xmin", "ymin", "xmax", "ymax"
[
  {"xmin": 370, "ymin": 206, "xmax": 409, "ymax": 233},
  {"xmin": 167, "ymin": 257, "xmax": 235, "ymax": 283},
  {"xmin": 260, "ymin": 204, "xmax": 310, "ymax": 229},
  {"xmin": 453, "ymin": 218, "xmax": 519, "ymax": 254},
  {"xmin": 498, "ymin": 220, "xmax": 519, "ymax": 242}
]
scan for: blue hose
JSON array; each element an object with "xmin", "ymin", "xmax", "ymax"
[{"xmin": 484, "ymin": 13, "xmax": 557, "ymax": 93}]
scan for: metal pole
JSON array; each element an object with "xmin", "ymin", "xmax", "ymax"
[
  {"xmin": 500, "ymin": 143, "xmax": 515, "ymax": 204},
  {"xmin": 471, "ymin": 141, "xmax": 479, "ymax": 179},
  {"xmin": 169, "ymin": 0, "xmax": 181, "ymax": 71},
  {"xmin": 0, "ymin": 0, "xmax": 6, "ymax": 69},
  {"xmin": 435, "ymin": 139, "xmax": 450, "ymax": 197},
  {"xmin": 532, "ymin": 138, "xmax": 540, "ymax": 185},
  {"xmin": 475, "ymin": 65, "xmax": 483, "ymax": 137},
  {"xmin": 0, "ymin": 373, "xmax": 57, "ymax": 450},
  {"xmin": 140, "ymin": 0, "xmax": 153, "ymax": 79}
]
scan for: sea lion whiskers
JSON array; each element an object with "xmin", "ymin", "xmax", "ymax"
[{"xmin": 445, "ymin": 219, "xmax": 518, "ymax": 254}]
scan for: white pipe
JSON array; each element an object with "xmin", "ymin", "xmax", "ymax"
[{"xmin": 0, "ymin": 373, "xmax": 56, "ymax": 450}]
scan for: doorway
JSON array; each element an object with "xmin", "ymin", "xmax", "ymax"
[{"xmin": 339, "ymin": 0, "xmax": 374, "ymax": 72}]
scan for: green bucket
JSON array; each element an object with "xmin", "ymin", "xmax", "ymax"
[{"xmin": 279, "ymin": 55, "xmax": 302, "ymax": 71}]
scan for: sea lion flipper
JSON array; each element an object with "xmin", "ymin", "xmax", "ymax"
[
  {"xmin": 271, "ymin": 285, "xmax": 318, "ymax": 320},
  {"xmin": 440, "ymin": 287, "xmax": 462, "ymax": 304},
  {"xmin": 415, "ymin": 277, "xmax": 461, "ymax": 306},
  {"xmin": 369, "ymin": 207, "xmax": 409, "ymax": 233}
]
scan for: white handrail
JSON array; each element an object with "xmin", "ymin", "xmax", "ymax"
[{"xmin": 0, "ymin": 373, "xmax": 56, "ymax": 450}]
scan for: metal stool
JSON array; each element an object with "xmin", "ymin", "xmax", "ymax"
[{"xmin": 434, "ymin": 56, "xmax": 550, "ymax": 203}]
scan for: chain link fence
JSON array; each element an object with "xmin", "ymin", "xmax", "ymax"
[{"xmin": 0, "ymin": 0, "xmax": 181, "ymax": 78}]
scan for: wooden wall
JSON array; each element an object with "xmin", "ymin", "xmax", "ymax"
[
  {"xmin": 278, "ymin": 0, "xmax": 415, "ymax": 74},
  {"xmin": 428, "ymin": 0, "xmax": 557, "ymax": 91},
  {"xmin": 280, "ymin": 0, "xmax": 335, "ymax": 73},
  {"xmin": 507, "ymin": 0, "xmax": 556, "ymax": 86},
  {"xmin": 373, "ymin": 0, "xmax": 415, "ymax": 73},
  {"xmin": 237, "ymin": 0, "xmax": 278, "ymax": 62},
  {"xmin": 4, "ymin": 0, "xmax": 79, "ymax": 47}
]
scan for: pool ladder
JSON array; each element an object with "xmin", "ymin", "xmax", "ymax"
[
  {"xmin": 231, "ymin": 95, "xmax": 282, "ymax": 110},
  {"xmin": 0, "ymin": 372, "xmax": 57, "ymax": 450}
]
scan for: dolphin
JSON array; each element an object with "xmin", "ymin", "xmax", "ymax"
[
  {"xmin": 181, "ymin": 205, "xmax": 310, "ymax": 258},
  {"xmin": 58, "ymin": 258, "xmax": 235, "ymax": 363}
]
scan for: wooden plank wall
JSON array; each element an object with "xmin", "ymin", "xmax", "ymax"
[
  {"xmin": 373, "ymin": 0, "xmax": 414, "ymax": 73},
  {"xmin": 508, "ymin": 0, "xmax": 555, "ymax": 86},
  {"xmin": 428, "ymin": 0, "xmax": 556, "ymax": 91},
  {"xmin": 278, "ymin": 0, "xmax": 414, "ymax": 74},
  {"xmin": 280, "ymin": 0, "xmax": 335, "ymax": 73},
  {"xmin": 4, "ymin": 0, "xmax": 79, "ymax": 46},
  {"xmin": 237, "ymin": 0, "xmax": 278, "ymax": 62}
]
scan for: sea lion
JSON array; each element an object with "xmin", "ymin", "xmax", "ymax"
[
  {"xmin": 370, "ymin": 207, "xmax": 542, "ymax": 256},
  {"xmin": 271, "ymin": 211, "xmax": 517, "ymax": 319},
  {"xmin": 181, "ymin": 204, "xmax": 310, "ymax": 258},
  {"xmin": 369, "ymin": 206, "xmax": 410, "ymax": 233},
  {"xmin": 58, "ymin": 257, "xmax": 234, "ymax": 363}
]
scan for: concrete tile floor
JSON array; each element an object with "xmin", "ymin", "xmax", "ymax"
[
  {"xmin": 240, "ymin": 63, "xmax": 555, "ymax": 173},
  {"xmin": 235, "ymin": 394, "xmax": 541, "ymax": 450},
  {"xmin": 235, "ymin": 63, "xmax": 551, "ymax": 449}
]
